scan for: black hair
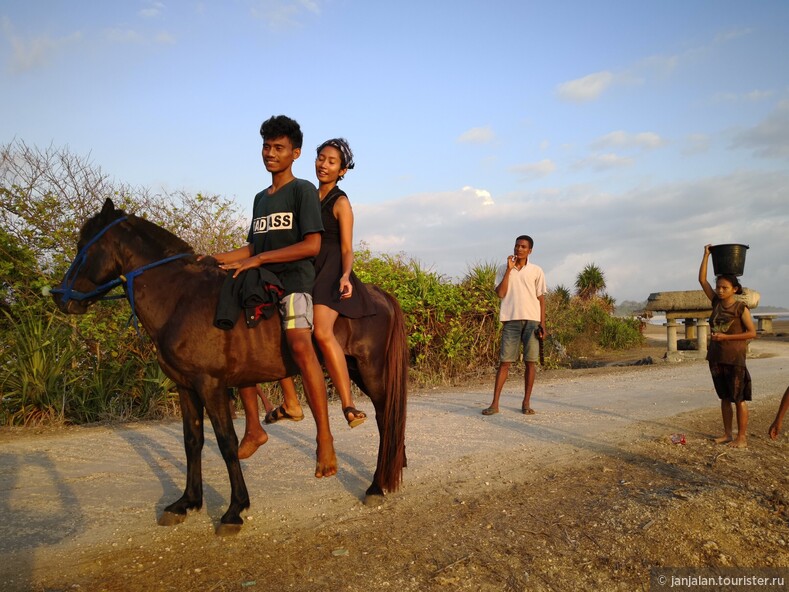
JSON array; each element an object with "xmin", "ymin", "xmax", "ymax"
[
  {"xmin": 716, "ymin": 274, "xmax": 743, "ymax": 294},
  {"xmin": 316, "ymin": 138, "xmax": 355, "ymax": 180},
  {"xmin": 516, "ymin": 235, "xmax": 534, "ymax": 249},
  {"xmin": 259, "ymin": 115, "xmax": 303, "ymax": 149}
]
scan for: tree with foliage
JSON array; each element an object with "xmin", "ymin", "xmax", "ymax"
[
  {"xmin": 0, "ymin": 140, "xmax": 247, "ymax": 425},
  {"xmin": 551, "ymin": 284, "xmax": 572, "ymax": 306},
  {"xmin": 575, "ymin": 263, "xmax": 606, "ymax": 300}
]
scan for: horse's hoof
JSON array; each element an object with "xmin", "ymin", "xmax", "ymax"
[
  {"xmin": 216, "ymin": 522, "xmax": 242, "ymax": 536},
  {"xmin": 363, "ymin": 492, "xmax": 385, "ymax": 506},
  {"xmin": 158, "ymin": 511, "xmax": 187, "ymax": 527}
]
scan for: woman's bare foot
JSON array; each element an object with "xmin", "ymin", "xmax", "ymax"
[
  {"xmin": 714, "ymin": 434, "xmax": 733, "ymax": 444},
  {"xmin": 238, "ymin": 430, "xmax": 268, "ymax": 459},
  {"xmin": 728, "ymin": 436, "xmax": 748, "ymax": 448}
]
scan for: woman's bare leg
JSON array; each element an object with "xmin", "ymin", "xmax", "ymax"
[
  {"xmin": 729, "ymin": 401, "xmax": 748, "ymax": 448},
  {"xmin": 313, "ymin": 304, "xmax": 365, "ymax": 426},
  {"xmin": 714, "ymin": 400, "xmax": 734, "ymax": 444}
]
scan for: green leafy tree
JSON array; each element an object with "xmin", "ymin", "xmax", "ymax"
[
  {"xmin": 0, "ymin": 140, "xmax": 245, "ymax": 425},
  {"xmin": 551, "ymin": 284, "xmax": 572, "ymax": 306},
  {"xmin": 575, "ymin": 263, "xmax": 606, "ymax": 300}
]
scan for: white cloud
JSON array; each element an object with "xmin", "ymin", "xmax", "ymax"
[
  {"xmin": 250, "ymin": 0, "xmax": 322, "ymax": 28},
  {"xmin": 2, "ymin": 17, "xmax": 82, "ymax": 72},
  {"xmin": 592, "ymin": 131, "xmax": 665, "ymax": 150},
  {"xmin": 154, "ymin": 31, "xmax": 176, "ymax": 45},
  {"xmin": 104, "ymin": 27, "xmax": 175, "ymax": 45},
  {"xmin": 731, "ymin": 100, "xmax": 789, "ymax": 160},
  {"xmin": 683, "ymin": 133, "xmax": 710, "ymax": 155},
  {"xmin": 556, "ymin": 71, "xmax": 614, "ymax": 102},
  {"xmin": 104, "ymin": 28, "xmax": 145, "ymax": 44},
  {"xmin": 558, "ymin": 28, "xmax": 751, "ymax": 105},
  {"xmin": 457, "ymin": 126, "xmax": 495, "ymax": 144},
  {"xmin": 574, "ymin": 153, "xmax": 633, "ymax": 171},
  {"xmin": 714, "ymin": 89, "xmax": 775, "ymax": 103},
  {"xmin": 462, "ymin": 186, "xmax": 494, "ymax": 206},
  {"xmin": 352, "ymin": 170, "xmax": 789, "ymax": 307},
  {"xmin": 509, "ymin": 159, "xmax": 556, "ymax": 178},
  {"xmin": 139, "ymin": 2, "xmax": 166, "ymax": 19},
  {"xmin": 714, "ymin": 28, "xmax": 753, "ymax": 44}
]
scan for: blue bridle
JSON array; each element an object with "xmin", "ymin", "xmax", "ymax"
[{"xmin": 51, "ymin": 215, "xmax": 191, "ymax": 332}]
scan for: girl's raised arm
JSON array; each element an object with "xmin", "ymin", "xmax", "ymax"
[{"xmin": 699, "ymin": 244, "xmax": 715, "ymax": 302}]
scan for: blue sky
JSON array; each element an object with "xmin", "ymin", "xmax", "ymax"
[{"xmin": 2, "ymin": 1, "xmax": 788, "ymax": 307}]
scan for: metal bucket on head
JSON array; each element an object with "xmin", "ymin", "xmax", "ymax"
[{"xmin": 709, "ymin": 244, "xmax": 749, "ymax": 277}]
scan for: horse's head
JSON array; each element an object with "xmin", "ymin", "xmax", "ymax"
[{"xmin": 52, "ymin": 198, "xmax": 127, "ymax": 314}]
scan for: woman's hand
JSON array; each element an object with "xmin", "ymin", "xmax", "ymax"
[{"xmin": 339, "ymin": 276, "xmax": 353, "ymax": 299}]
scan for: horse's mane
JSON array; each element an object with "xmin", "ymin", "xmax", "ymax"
[
  {"xmin": 129, "ymin": 214, "xmax": 195, "ymax": 257},
  {"xmin": 80, "ymin": 201, "xmax": 226, "ymax": 277}
]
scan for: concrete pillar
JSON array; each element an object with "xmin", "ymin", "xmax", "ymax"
[
  {"xmin": 684, "ymin": 318, "xmax": 697, "ymax": 340},
  {"xmin": 665, "ymin": 320, "xmax": 679, "ymax": 352},
  {"xmin": 757, "ymin": 316, "xmax": 775, "ymax": 333},
  {"xmin": 697, "ymin": 320, "xmax": 709, "ymax": 354}
]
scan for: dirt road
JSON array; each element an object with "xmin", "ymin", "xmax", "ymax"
[{"xmin": 1, "ymin": 331, "xmax": 787, "ymax": 591}]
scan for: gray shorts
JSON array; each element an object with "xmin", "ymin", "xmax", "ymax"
[
  {"xmin": 499, "ymin": 320, "xmax": 541, "ymax": 363},
  {"xmin": 279, "ymin": 292, "xmax": 314, "ymax": 331}
]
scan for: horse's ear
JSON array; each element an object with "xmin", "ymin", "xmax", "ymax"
[{"xmin": 101, "ymin": 198, "xmax": 115, "ymax": 216}]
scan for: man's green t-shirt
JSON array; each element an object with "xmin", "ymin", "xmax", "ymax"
[{"xmin": 246, "ymin": 178, "xmax": 323, "ymax": 295}]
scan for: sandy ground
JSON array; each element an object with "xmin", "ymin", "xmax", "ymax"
[{"xmin": 1, "ymin": 324, "xmax": 787, "ymax": 591}]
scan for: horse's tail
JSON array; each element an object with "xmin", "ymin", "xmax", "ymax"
[{"xmin": 378, "ymin": 287, "xmax": 408, "ymax": 493}]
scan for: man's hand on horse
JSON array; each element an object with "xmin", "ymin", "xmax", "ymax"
[{"xmin": 220, "ymin": 256, "xmax": 261, "ymax": 278}]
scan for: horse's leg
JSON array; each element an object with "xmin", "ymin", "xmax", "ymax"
[
  {"xmin": 365, "ymin": 394, "xmax": 389, "ymax": 500},
  {"xmin": 204, "ymin": 384, "xmax": 250, "ymax": 536},
  {"xmin": 346, "ymin": 289, "xmax": 408, "ymax": 500},
  {"xmin": 159, "ymin": 386, "xmax": 205, "ymax": 526}
]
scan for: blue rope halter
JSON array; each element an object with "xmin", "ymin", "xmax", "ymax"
[{"xmin": 51, "ymin": 216, "xmax": 192, "ymax": 333}]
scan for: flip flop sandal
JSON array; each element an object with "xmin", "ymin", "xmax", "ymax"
[
  {"xmin": 481, "ymin": 407, "xmax": 499, "ymax": 415},
  {"xmin": 264, "ymin": 405, "xmax": 304, "ymax": 424},
  {"xmin": 343, "ymin": 406, "xmax": 367, "ymax": 428}
]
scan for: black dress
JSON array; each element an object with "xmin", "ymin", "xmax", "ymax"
[{"xmin": 312, "ymin": 186, "xmax": 376, "ymax": 318}]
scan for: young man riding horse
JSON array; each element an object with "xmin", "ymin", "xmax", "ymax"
[{"xmin": 207, "ymin": 115, "xmax": 337, "ymax": 477}]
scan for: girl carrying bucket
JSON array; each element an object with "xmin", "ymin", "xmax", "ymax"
[{"xmin": 699, "ymin": 244, "xmax": 757, "ymax": 447}]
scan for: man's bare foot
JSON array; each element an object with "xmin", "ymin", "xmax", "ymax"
[
  {"xmin": 314, "ymin": 443, "xmax": 338, "ymax": 478},
  {"xmin": 238, "ymin": 430, "xmax": 268, "ymax": 460},
  {"xmin": 714, "ymin": 435, "xmax": 733, "ymax": 444},
  {"xmin": 728, "ymin": 436, "xmax": 747, "ymax": 448}
]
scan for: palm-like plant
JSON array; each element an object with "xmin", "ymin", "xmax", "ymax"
[
  {"xmin": 575, "ymin": 263, "xmax": 606, "ymax": 300},
  {"xmin": 551, "ymin": 284, "xmax": 572, "ymax": 305}
]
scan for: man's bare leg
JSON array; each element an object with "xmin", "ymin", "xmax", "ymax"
[
  {"xmin": 522, "ymin": 361, "xmax": 536, "ymax": 414},
  {"xmin": 484, "ymin": 362, "xmax": 511, "ymax": 414},
  {"xmin": 237, "ymin": 385, "xmax": 268, "ymax": 459},
  {"xmin": 287, "ymin": 328, "xmax": 337, "ymax": 478}
]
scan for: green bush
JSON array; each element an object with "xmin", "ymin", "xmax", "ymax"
[{"xmin": 0, "ymin": 305, "xmax": 81, "ymax": 425}]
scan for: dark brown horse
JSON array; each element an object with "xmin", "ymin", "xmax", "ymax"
[{"xmin": 53, "ymin": 199, "xmax": 407, "ymax": 535}]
